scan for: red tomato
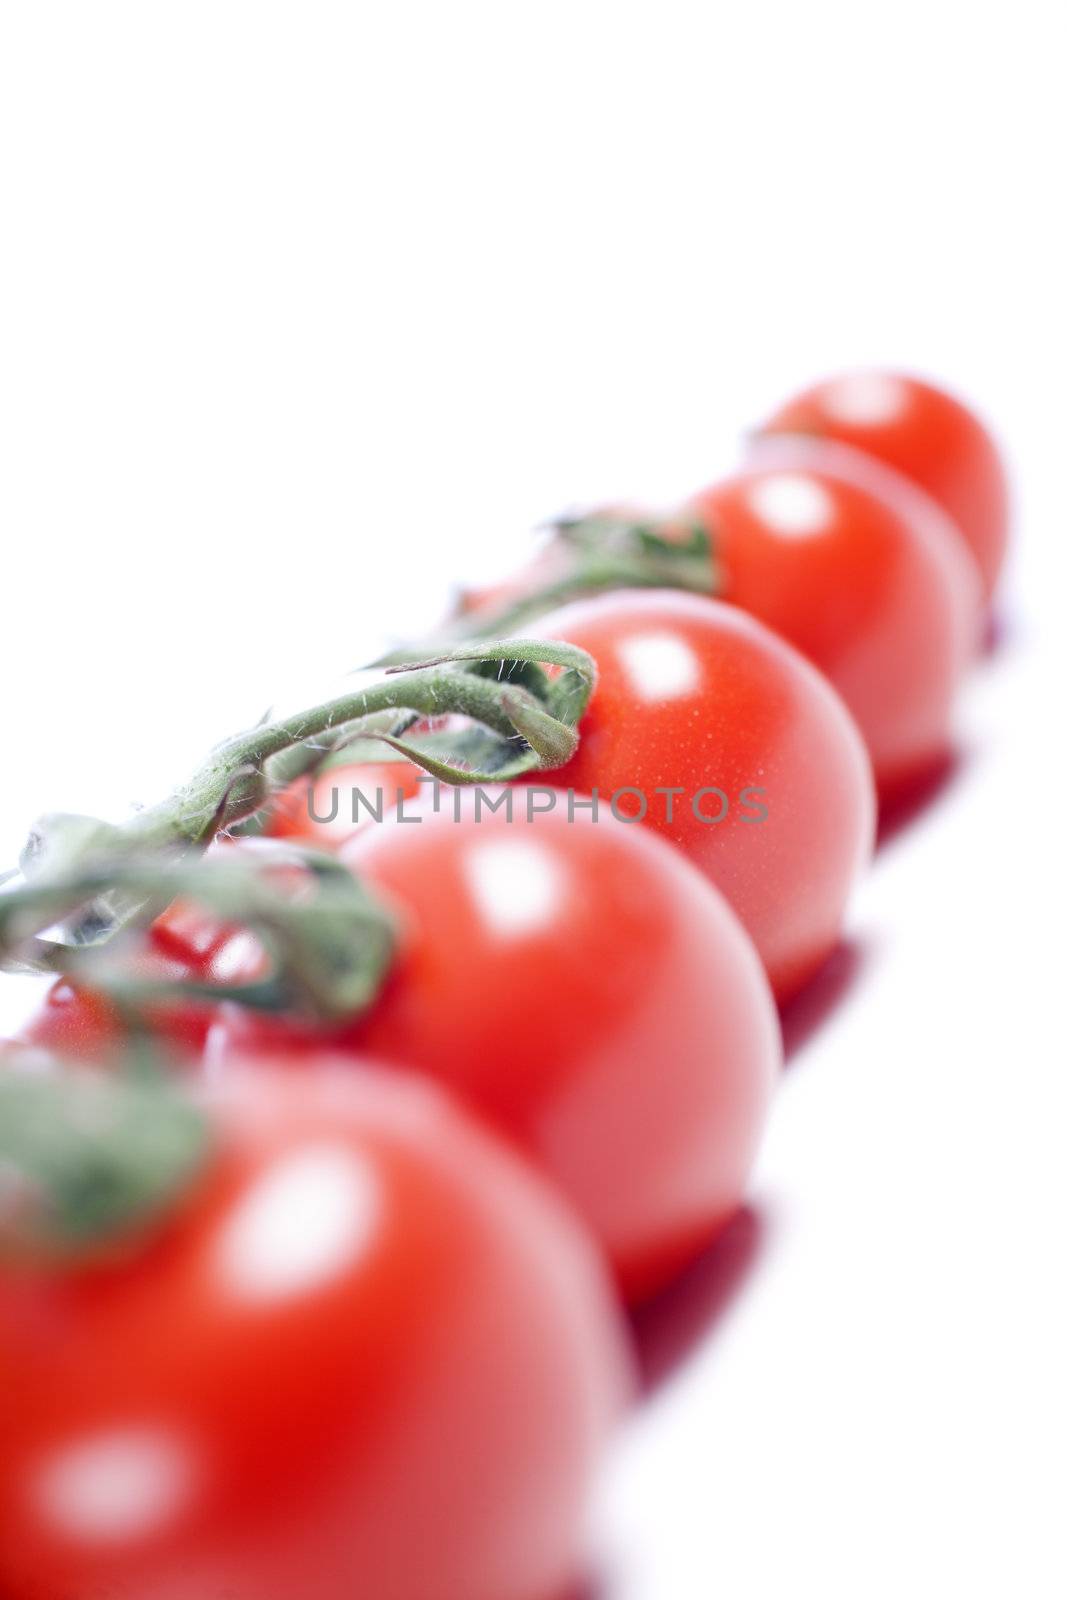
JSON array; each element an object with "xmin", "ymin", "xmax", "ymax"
[
  {"xmin": 12, "ymin": 840, "xmax": 321, "ymax": 1064},
  {"xmin": 692, "ymin": 441, "xmax": 982, "ymax": 797},
  {"xmin": 17, "ymin": 899, "xmax": 251, "ymax": 1064},
  {"xmin": 0, "ymin": 1066, "xmax": 628, "ymax": 1600},
  {"xmin": 524, "ymin": 591, "xmax": 875, "ymax": 1004},
  {"xmin": 220, "ymin": 796, "xmax": 780, "ymax": 1302},
  {"xmin": 757, "ymin": 370, "xmax": 1009, "ymax": 599},
  {"xmin": 265, "ymin": 759, "xmax": 423, "ymax": 848}
]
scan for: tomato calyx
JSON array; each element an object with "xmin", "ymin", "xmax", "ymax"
[
  {"xmin": 371, "ymin": 637, "xmax": 596, "ymax": 779},
  {"xmin": 552, "ymin": 506, "xmax": 714, "ymax": 582},
  {"xmin": 514, "ymin": 508, "xmax": 715, "ymax": 624},
  {"xmin": 0, "ymin": 844, "xmax": 397, "ymax": 1027},
  {"xmin": 429, "ymin": 509, "xmax": 716, "ymax": 643},
  {"xmin": 0, "ymin": 1067, "xmax": 209, "ymax": 1263}
]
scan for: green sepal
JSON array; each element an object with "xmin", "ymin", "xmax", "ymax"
[{"xmin": 0, "ymin": 1070, "xmax": 209, "ymax": 1262}]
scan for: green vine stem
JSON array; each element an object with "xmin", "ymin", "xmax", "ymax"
[
  {"xmin": 13, "ymin": 637, "xmax": 596, "ymax": 887},
  {"xmin": 0, "ymin": 844, "xmax": 404, "ymax": 1260},
  {"xmin": 0, "ymin": 844, "xmax": 396, "ymax": 1025}
]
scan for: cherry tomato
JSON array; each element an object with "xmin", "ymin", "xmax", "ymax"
[
  {"xmin": 526, "ymin": 591, "xmax": 875, "ymax": 1003},
  {"xmin": 692, "ymin": 441, "xmax": 982, "ymax": 796},
  {"xmin": 222, "ymin": 796, "xmax": 780, "ymax": 1302},
  {"xmin": 16, "ymin": 898, "xmax": 251, "ymax": 1064},
  {"xmin": 0, "ymin": 1066, "xmax": 628, "ymax": 1600},
  {"xmin": 757, "ymin": 370, "xmax": 1009, "ymax": 599},
  {"xmin": 265, "ymin": 758, "xmax": 423, "ymax": 848}
]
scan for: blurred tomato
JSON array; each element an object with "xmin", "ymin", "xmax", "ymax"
[
  {"xmin": 757, "ymin": 369, "xmax": 1009, "ymax": 599},
  {"xmin": 0, "ymin": 1066, "xmax": 628, "ymax": 1600},
  {"xmin": 265, "ymin": 759, "xmax": 423, "ymax": 848},
  {"xmin": 694, "ymin": 441, "xmax": 981, "ymax": 796},
  {"xmin": 222, "ymin": 796, "xmax": 781, "ymax": 1302},
  {"xmin": 16, "ymin": 897, "xmax": 250, "ymax": 1064}
]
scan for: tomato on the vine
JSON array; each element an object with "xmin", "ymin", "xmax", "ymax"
[
  {"xmin": 216, "ymin": 795, "xmax": 781, "ymax": 1303},
  {"xmin": 264, "ymin": 758, "xmax": 423, "ymax": 848},
  {"xmin": 757, "ymin": 369, "xmax": 1009, "ymax": 599},
  {"xmin": 454, "ymin": 454, "xmax": 979, "ymax": 797},
  {"xmin": 0, "ymin": 1066, "xmax": 628, "ymax": 1600},
  {"xmin": 526, "ymin": 590, "xmax": 875, "ymax": 1003},
  {"xmin": 691, "ymin": 441, "xmax": 982, "ymax": 796},
  {"xmin": 16, "ymin": 896, "xmax": 251, "ymax": 1064}
]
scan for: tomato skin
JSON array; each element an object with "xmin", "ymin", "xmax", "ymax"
[
  {"xmin": 17, "ymin": 901, "xmax": 245, "ymax": 1064},
  {"xmin": 265, "ymin": 759, "xmax": 423, "ymax": 848},
  {"xmin": 358, "ymin": 796, "xmax": 779, "ymax": 1300},
  {"xmin": 694, "ymin": 441, "xmax": 982, "ymax": 797},
  {"xmin": 216, "ymin": 799, "xmax": 780, "ymax": 1303},
  {"xmin": 527, "ymin": 591, "xmax": 875, "ymax": 1004},
  {"xmin": 0, "ymin": 1066, "xmax": 628, "ymax": 1600},
  {"xmin": 757, "ymin": 370, "xmax": 1009, "ymax": 599}
]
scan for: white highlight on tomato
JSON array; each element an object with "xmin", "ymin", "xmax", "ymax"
[
  {"xmin": 218, "ymin": 1144, "xmax": 379, "ymax": 1301},
  {"xmin": 465, "ymin": 838, "xmax": 566, "ymax": 937},
  {"xmin": 617, "ymin": 631, "xmax": 701, "ymax": 701},
  {"xmin": 34, "ymin": 1428, "xmax": 193, "ymax": 1544},
  {"xmin": 820, "ymin": 371, "xmax": 909, "ymax": 426},
  {"xmin": 748, "ymin": 472, "xmax": 835, "ymax": 538},
  {"xmin": 210, "ymin": 929, "xmax": 262, "ymax": 982}
]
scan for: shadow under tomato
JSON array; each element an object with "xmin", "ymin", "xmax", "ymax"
[
  {"xmin": 628, "ymin": 1204, "xmax": 767, "ymax": 1397},
  {"xmin": 778, "ymin": 937, "xmax": 869, "ymax": 1066},
  {"xmin": 980, "ymin": 604, "xmax": 1014, "ymax": 661},
  {"xmin": 876, "ymin": 748, "xmax": 967, "ymax": 851},
  {"xmin": 561, "ymin": 1579, "xmax": 608, "ymax": 1600}
]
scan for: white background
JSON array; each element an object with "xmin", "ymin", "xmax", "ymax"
[{"xmin": 1, "ymin": 5, "xmax": 1065, "ymax": 1597}]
